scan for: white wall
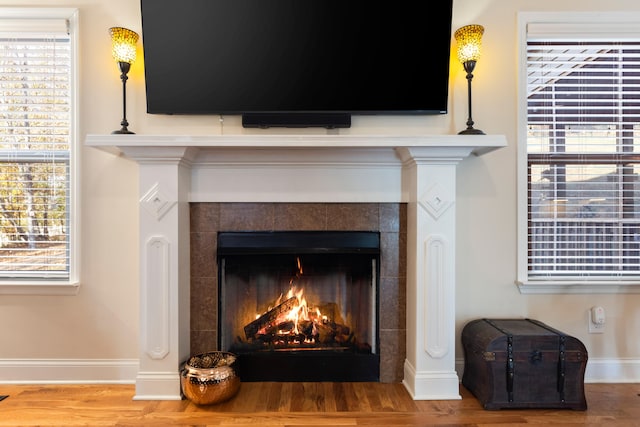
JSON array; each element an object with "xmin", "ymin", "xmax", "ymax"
[
  {"xmin": 455, "ymin": 0, "xmax": 640, "ymax": 382},
  {"xmin": 0, "ymin": 0, "xmax": 638, "ymax": 383}
]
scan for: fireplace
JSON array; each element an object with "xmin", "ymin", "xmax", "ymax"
[
  {"xmin": 85, "ymin": 133, "xmax": 506, "ymax": 401},
  {"xmin": 190, "ymin": 202, "xmax": 406, "ymax": 383},
  {"xmin": 217, "ymin": 231, "xmax": 380, "ymax": 381}
]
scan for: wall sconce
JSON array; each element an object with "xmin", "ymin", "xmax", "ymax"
[
  {"xmin": 454, "ymin": 24, "xmax": 485, "ymax": 135},
  {"xmin": 109, "ymin": 27, "xmax": 139, "ymax": 134}
]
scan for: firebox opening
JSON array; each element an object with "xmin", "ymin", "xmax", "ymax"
[{"xmin": 218, "ymin": 231, "xmax": 380, "ymax": 382}]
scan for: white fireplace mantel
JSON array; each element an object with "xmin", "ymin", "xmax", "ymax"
[{"xmin": 85, "ymin": 133, "xmax": 507, "ymax": 401}]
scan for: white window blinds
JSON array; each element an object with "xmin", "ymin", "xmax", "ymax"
[
  {"xmin": 0, "ymin": 16, "xmax": 72, "ymax": 279},
  {"xmin": 526, "ymin": 22, "xmax": 640, "ymax": 281}
]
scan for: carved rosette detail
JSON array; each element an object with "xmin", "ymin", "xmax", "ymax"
[
  {"xmin": 140, "ymin": 183, "xmax": 177, "ymax": 221},
  {"xmin": 418, "ymin": 183, "xmax": 453, "ymax": 220}
]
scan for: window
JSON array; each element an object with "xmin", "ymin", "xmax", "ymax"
[
  {"xmin": 518, "ymin": 12, "xmax": 640, "ymax": 293},
  {"xmin": 0, "ymin": 9, "xmax": 78, "ymax": 294}
]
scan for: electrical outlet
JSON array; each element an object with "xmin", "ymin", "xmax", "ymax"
[
  {"xmin": 589, "ymin": 319, "xmax": 605, "ymax": 333},
  {"xmin": 588, "ymin": 306, "xmax": 605, "ymax": 334}
]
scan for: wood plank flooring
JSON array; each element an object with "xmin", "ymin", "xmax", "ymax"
[{"xmin": 0, "ymin": 382, "xmax": 638, "ymax": 426}]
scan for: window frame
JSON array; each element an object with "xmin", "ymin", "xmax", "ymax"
[
  {"xmin": 517, "ymin": 11, "xmax": 640, "ymax": 294},
  {"xmin": 0, "ymin": 8, "xmax": 80, "ymax": 295}
]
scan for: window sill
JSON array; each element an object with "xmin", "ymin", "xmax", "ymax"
[
  {"xmin": 517, "ymin": 280, "xmax": 640, "ymax": 294},
  {"xmin": 0, "ymin": 281, "xmax": 80, "ymax": 296}
]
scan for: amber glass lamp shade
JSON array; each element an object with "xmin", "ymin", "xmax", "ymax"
[
  {"xmin": 454, "ymin": 24, "xmax": 484, "ymax": 65},
  {"xmin": 109, "ymin": 26, "xmax": 139, "ymax": 64}
]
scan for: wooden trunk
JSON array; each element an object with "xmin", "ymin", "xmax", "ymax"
[{"xmin": 461, "ymin": 318, "xmax": 587, "ymax": 410}]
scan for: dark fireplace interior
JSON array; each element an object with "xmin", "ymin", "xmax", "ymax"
[{"xmin": 217, "ymin": 231, "xmax": 380, "ymax": 382}]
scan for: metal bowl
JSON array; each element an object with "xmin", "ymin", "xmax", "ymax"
[{"xmin": 180, "ymin": 351, "xmax": 241, "ymax": 405}]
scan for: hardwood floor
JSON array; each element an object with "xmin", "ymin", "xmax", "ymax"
[{"xmin": 0, "ymin": 382, "xmax": 638, "ymax": 426}]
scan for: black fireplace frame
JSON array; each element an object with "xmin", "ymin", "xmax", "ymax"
[{"xmin": 217, "ymin": 231, "xmax": 381, "ymax": 382}]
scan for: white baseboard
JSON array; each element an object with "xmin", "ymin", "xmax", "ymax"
[
  {"xmin": 583, "ymin": 358, "xmax": 640, "ymax": 383},
  {"xmin": 456, "ymin": 357, "xmax": 640, "ymax": 383},
  {"xmin": 0, "ymin": 359, "xmax": 138, "ymax": 384},
  {"xmin": 1, "ymin": 358, "xmax": 637, "ymax": 385}
]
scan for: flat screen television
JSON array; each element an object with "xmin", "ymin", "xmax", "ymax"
[{"xmin": 140, "ymin": 0, "xmax": 453, "ymax": 128}]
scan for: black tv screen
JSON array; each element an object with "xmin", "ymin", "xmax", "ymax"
[{"xmin": 140, "ymin": 0, "xmax": 453, "ymax": 128}]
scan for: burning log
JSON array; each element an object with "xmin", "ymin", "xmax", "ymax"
[
  {"xmin": 316, "ymin": 321, "xmax": 351, "ymax": 345},
  {"xmin": 244, "ymin": 296, "xmax": 298, "ymax": 339},
  {"xmin": 263, "ymin": 320, "xmax": 295, "ymax": 336},
  {"xmin": 241, "ymin": 288, "xmax": 363, "ymax": 351},
  {"xmin": 316, "ymin": 322, "xmax": 334, "ymax": 344},
  {"xmin": 298, "ymin": 320, "xmax": 314, "ymax": 337}
]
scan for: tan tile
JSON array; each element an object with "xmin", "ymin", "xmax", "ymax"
[
  {"xmin": 381, "ymin": 232, "xmax": 403, "ymax": 278},
  {"xmin": 379, "ymin": 203, "xmax": 400, "ymax": 232},
  {"xmin": 379, "ymin": 329, "xmax": 406, "ymax": 383},
  {"xmin": 326, "ymin": 203, "xmax": 379, "ymax": 230},
  {"xmin": 190, "ymin": 232, "xmax": 217, "ymax": 278},
  {"xmin": 191, "ymin": 277, "xmax": 217, "ymax": 331},
  {"xmin": 220, "ymin": 203, "xmax": 274, "ymax": 230},
  {"xmin": 379, "ymin": 277, "xmax": 406, "ymax": 330},
  {"xmin": 190, "ymin": 203, "xmax": 220, "ymax": 232},
  {"xmin": 274, "ymin": 203, "xmax": 327, "ymax": 230},
  {"xmin": 190, "ymin": 330, "xmax": 218, "ymax": 356}
]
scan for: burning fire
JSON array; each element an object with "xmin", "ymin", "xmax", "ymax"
[
  {"xmin": 256, "ymin": 286, "xmax": 325, "ymax": 342},
  {"xmin": 253, "ymin": 257, "xmax": 329, "ymax": 344},
  {"xmin": 243, "ymin": 256, "xmax": 355, "ymax": 350}
]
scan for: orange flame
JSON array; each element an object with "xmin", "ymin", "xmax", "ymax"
[
  {"xmin": 254, "ymin": 257, "xmax": 327, "ymax": 343},
  {"xmin": 256, "ymin": 285, "xmax": 324, "ymax": 341}
]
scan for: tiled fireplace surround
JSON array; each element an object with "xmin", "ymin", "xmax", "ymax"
[
  {"xmin": 86, "ymin": 133, "xmax": 505, "ymax": 401},
  {"xmin": 189, "ymin": 202, "xmax": 407, "ymax": 383}
]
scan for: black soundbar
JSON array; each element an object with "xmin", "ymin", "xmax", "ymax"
[{"xmin": 242, "ymin": 112, "xmax": 351, "ymax": 129}]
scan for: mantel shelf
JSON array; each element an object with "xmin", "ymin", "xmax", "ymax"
[{"xmin": 85, "ymin": 133, "xmax": 507, "ymax": 158}]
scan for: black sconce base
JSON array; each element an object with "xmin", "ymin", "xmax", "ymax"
[
  {"xmin": 458, "ymin": 127, "xmax": 485, "ymax": 135},
  {"xmin": 112, "ymin": 61, "xmax": 134, "ymax": 135},
  {"xmin": 112, "ymin": 128, "xmax": 135, "ymax": 135}
]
